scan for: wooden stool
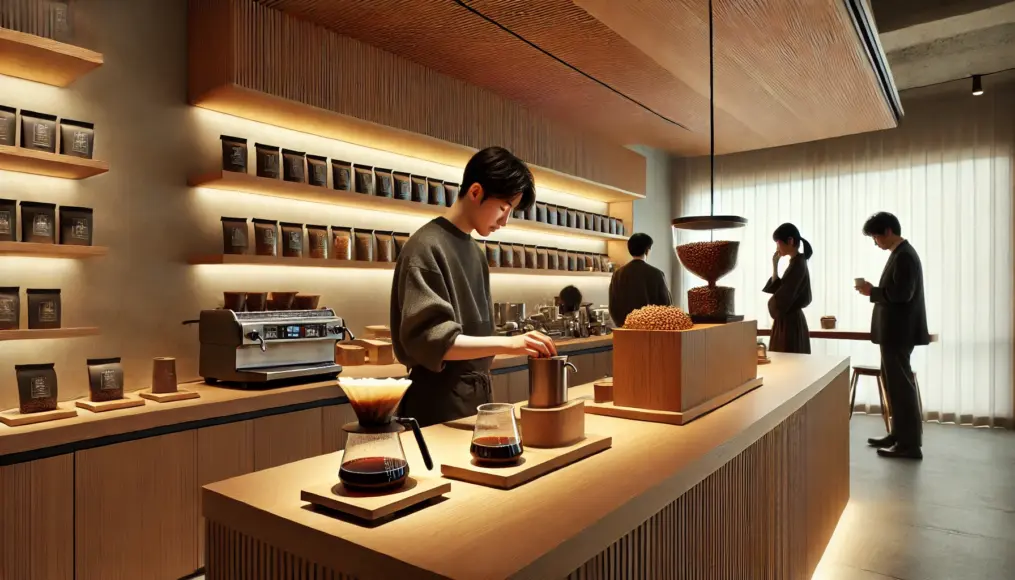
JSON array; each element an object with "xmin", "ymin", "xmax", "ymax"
[{"xmin": 849, "ymin": 365, "xmax": 924, "ymax": 434}]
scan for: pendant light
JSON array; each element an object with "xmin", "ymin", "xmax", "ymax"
[
  {"xmin": 972, "ymin": 74, "xmax": 984, "ymax": 96},
  {"xmin": 672, "ymin": 0, "xmax": 747, "ymax": 232}
]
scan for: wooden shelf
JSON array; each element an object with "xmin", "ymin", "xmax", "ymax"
[
  {"xmin": 0, "ymin": 28, "xmax": 103, "ymax": 87},
  {"xmin": 189, "ymin": 254, "xmax": 612, "ymax": 277},
  {"xmin": 0, "ymin": 327, "xmax": 100, "ymax": 342},
  {"xmin": 0, "ymin": 145, "xmax": 109, "ymax": 179},
  {"xmin": 0, "ymin": 242, "xmax": 107, "ymax": 259},
  {"xmin": 189, "ymin": 171, "xmax": 628, "ymax": 241},
  {"xmin": 191, "ymin": 85, "xmax": 643, "ymax": 203}
]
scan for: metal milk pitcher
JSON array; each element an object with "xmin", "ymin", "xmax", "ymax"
[{"xmin": 527, "ymin": 355, "xmax": 578, "ymax": 408}]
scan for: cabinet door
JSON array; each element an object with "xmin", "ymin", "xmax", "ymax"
[
  {"xmin": 197, "ymin": 421, "xmax": 255, "ymax": 566},
  {"xmin": 569, "ymin": 353, "xmax": 597, "ymax": 387},
  {"xmin": 491, "ymin": 373, "xmax": 511, "ymax": 403},
  {"xmin": 508, "ymin": 369, "xmax": 530, "ymax": 403},
  {"xmin": 0, "ymin": 454, "xmax": 73, "ymax": 580},
  {"xmin": 76, "ymin": 431, "xmax": 198, "ymax": 580},
  {"xmin": 254, "ymin": 407, "xmax": 324, "ymax": 471}
]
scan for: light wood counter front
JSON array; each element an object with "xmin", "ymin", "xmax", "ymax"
[{"xmin": 203, "ymin": 353, "xmax": 851, "ymax": 579}]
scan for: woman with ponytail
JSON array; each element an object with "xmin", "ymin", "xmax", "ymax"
[{"xmin": 763, "ymin": 223, "xmax": 813, "ymax": 353}]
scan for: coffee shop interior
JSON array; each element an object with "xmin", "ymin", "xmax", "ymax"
[{"xmin": 1, "ymin": 0, "xmax": 1014, "ymax": 578}]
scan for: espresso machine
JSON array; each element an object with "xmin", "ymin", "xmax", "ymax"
[{"xmin": 193, "ymin": 308, "xmax": 352, "ymax": 386}]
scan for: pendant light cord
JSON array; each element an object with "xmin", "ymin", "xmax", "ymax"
[{"xmin": 709, "ymin": 0, "xmax": 715, "ymax": 240}]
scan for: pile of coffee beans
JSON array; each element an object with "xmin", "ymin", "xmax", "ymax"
[
  {"xmin": 687, "ymin": 285, "xmax": 735, "ymax": 316},
  {"xmin": 676, "ymin": 241, "xmax": 739, "ymax": 284},
  {"xmin": 623, "ymin": 305, "xmax": 694, "ymax": 331}
]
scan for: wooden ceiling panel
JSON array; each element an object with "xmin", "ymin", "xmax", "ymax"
[{"xmin": 258, "ymin": 0, "xmax": 898, "ymax": 155}]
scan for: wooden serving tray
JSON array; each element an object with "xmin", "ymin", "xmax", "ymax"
[
  {"xmin": 301, "ymin": 475, "xmax": 450, "ymax": 522},
  {"xmin": 584, "ymin": 377, "xmax": 763, "ymax": 425},
  {"xmin": 440, "ymin": 434, "xmax": 612, "ymax": 490},
  {"xmin": 139, "ymin": 389, "xmax": 201, "ymax": 403},
  {"xmin": 0, "ymin": 403, "xmax": 78, "ymax": 427},
  {"xmin": 75, "ymin": 394, "xmax": 146, "ymax": 413}
]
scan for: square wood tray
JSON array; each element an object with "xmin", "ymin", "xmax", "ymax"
[
  {"xmin": 301, "ymin": 475, "xmax": 451, "ymax": 521},
  {"xmin": 440, "ymin": 434, "xmax": 612, "ymax": 489}
]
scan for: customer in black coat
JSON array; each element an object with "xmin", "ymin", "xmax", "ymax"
[
  {"xmin": 763, "ymin": 223, "xmax": 813, "ymax": 354},
  {"xmin": 855, "ymin": 212, "xmax": 929, "ymax": 460}
]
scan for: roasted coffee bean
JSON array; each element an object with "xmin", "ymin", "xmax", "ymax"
[
  {"xmin": 624, "ymin": 305, "xmax": 693, "ymax": 330},
  {"xmin": 675, "ymin": 241, "xmax": 740, "ymax": 284},
  {"xmin": 687, "ymin": 285, "xmax": 736, "ymax": 317}
]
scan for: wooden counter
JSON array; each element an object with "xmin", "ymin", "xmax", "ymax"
[
  {"xmin": 203, "ymin": 353, "xmax": 851, "ymax": 579},
  {"xmin": 0, "ymin": 335, "xmax": 612, "ymax": 460}
]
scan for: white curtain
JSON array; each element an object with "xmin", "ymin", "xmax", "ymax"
[{"xmin": 673, "ymin": 80, "xmax": 1015, "ymax": 428}]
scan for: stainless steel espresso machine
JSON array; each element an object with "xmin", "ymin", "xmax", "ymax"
[{"xmin": 193, "ymin": 308, "xmax": 352, "ymax": 385}]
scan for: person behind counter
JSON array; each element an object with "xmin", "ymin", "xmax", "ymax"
[
  {"xmin": 763, "ymin": 223, "xmax": 813, "ymax": 354},
  {"xmin": 391, "ymin": 146, "xmax": 557, "ymax": 427},
  {"xmin": 608, "ymin": 233, "xmax": 671, "ymax": 326}
]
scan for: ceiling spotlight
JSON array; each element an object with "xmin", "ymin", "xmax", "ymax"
[{"xmin": 972, "ymin": 75, "xmax": 983, "ymax": 96}]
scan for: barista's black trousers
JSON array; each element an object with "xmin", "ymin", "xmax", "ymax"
[{"xmin": 880, "ymin": 344, "xmax": 923, "ymax": 448}]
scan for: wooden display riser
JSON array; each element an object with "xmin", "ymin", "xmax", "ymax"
[
  {"xmin": 76, "ymin": 395, "xmax": 146, "ymax": 413},
  {"xmin": 0, "ymin": 403, "xmax": 78, "ymax": 427},
  {"xmin": 301, "ymin": 475, "xmax": 451, "ymax": 522},
  {"xmin": 585, "ymin": 377, "xmax": 764, "ymax": 425},
  {"xmin": 139, "ymin": 389, "xmax": 201, "ymax": 403},
  {"xmin": 440, "ymin": 434, "xmax": 612, "ymax": 489}
]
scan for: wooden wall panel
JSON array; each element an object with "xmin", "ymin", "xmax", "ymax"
[
  {"xmin": 197, "ymin": 421, "xmax": 255, "ymax": 566},
  {"xmin": 253, "ymin": 407, "xmax": 324, "ymax": 471},
  {"xmin": 75, "ymin": 431, "xmax": 199, "ymax": 580},
  {"xmin": 187, "ymin": 0, "xmax": 646, "ymax": 195},
  {"xmin": 322, "ymin": 403, "xmax": 359, "ymax": 453},
  {"xmin": 0, "ymin": 454, "xmax": 73, "ymax": 580}
]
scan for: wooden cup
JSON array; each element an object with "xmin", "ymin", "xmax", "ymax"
[{"xmin": 151, "ymin": 357, "xmax": 178, "ymax": 394}]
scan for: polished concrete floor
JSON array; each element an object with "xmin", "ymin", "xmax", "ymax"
[
  {"xmin": 189, "ymin": 416, "xmax": 1015, "ymax": 580},
  {"xmin": 814, "ymin": 415, "xmax": 1015, "ymax": 580}
]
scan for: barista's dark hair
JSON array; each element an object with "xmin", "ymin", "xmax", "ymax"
[
  {"xmin": 772, "ymin": 223, "xmax": 813, "ymax": 260},
  {"xmin": 559, "ymin": 285, "xmax": 583, "ymax": 314},
  {"xmin": 459, "ymin": 146, "xmax": 536, "ymax": 211},
  {"xmin": 863, "ymin": 212, "xmax": 902, "ymax": 237},
  {"xmin": 628, "ymin": 233, "xmax": 653, "ymax": 257}
]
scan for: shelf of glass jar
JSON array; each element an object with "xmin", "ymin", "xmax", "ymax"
[
  {"xmin": 0, "ymin": 28, "xmax": 103, "ymax": 88},
  {"xmin": 189, "ymin": 170, "xmax": 628, "ymax": 242},
  {"xmin": 186, "ymin": 254, "xmax": 612, "ymax": 277}
]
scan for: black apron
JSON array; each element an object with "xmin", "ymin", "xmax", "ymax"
[{"xmin": 401, "ymin": 362, "xmax": 493, "ymax": 428}]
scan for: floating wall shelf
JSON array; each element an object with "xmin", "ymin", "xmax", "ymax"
[
  {"xmin": 0, "ymin": 327, "xmax": 100, "ymax": 342},
  {"xmin": 0, "ymin": 28, "xmax": 103, "ymax": 87},
  {"xmin": 0, "ymin": 242, "xmax": 108, "ymax": 259},
  {"xmin": 190, "ymin": 85, "xmax": 644, "ymax": 203},
  {"xmin": 0, "ymin": 145, "xmax": 109, "ymax": 179},
  {"xmin": 189, "ymin": 171, "xmax": 629, "ymax": 242},
  {"xmin": 188, "ymin": 254, "xmax": 612, "ymax": 277}
]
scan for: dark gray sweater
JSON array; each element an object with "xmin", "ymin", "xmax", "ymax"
[{"xmin": 390, "ymin": 218, "xmax": 494, "ymax": 373}]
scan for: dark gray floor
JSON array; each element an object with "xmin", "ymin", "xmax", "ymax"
[
  {"xmin": 190, "ymin": 416, "xmax": 1015, "ymax": 580},
  {"xmin": 815, "ymin": 415, "xmax": 1015, "ymax": 580}
]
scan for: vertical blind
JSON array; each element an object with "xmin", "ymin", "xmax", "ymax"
[{"xmin": 673, "ymin": 81, "xmax": 1014, "ymax": 427}]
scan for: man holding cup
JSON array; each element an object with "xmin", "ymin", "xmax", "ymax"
[{"xmin": 855, "ymin": 212, "xmax": 929, "ymax": 459}]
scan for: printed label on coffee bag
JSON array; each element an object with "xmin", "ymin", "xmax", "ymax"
[
  {"xmin": 33, "ymin": 214, "xmax": 53, "ymax": 236},
  {"xmin": 0, "ymin": 210, "xmax": 10, "ymax": 235},
  {"xmin": 312, "ymin": 165, "xmax": 326, "ymax": 183},
  {"xmin": 71, "ymin": 218, "xmax": 90, "ymax": 239},
  {"xmin": 71, "ymin": 130, "xmax": 90, "ymax": 155},
  {"xmin": 400, "ymin": 182, "xmax": 411, "ymax": 196},
  {"xmin": 264, "ymin": 156, "xmax": 278, "ymax": 173},
  {"xmin": 100, "ymin": 369, "xmax": 119, "ymax": 391},
  {"xmin": 39, "ymin": 301, "xmax": 57, "ymax": 323},
  {"xmin": 33, "ymin": 123, "xmax": 52, "ymax": 148},
  {"xmin": 31, "ymin": 376, "xmax": 50, "ymax": 399},
  {"xmin": 264, "ymin": 230, "xmax": 275, "ymax": 244},
  {"xmin": 0, "ymin": 297, "xmax": 15, "ymax": 322},
  {"xmin": 229, "ymin": 146, "xmax": 244, "ymax": 166},
  {"xmin": 229, "ymin": 227, "xmax": 246, "ymax": 247},
  {"xmin": 0, "ymin": 124, "xmax": 9, "ymax": 142},
  {"xmin": 288, "ymin": 231, "xmax": 302, "ymax": 251}
]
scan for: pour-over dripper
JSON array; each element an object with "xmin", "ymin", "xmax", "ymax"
[{"xmin": 339, "ymin": 377, "xmax": 412, "ymax": 426}]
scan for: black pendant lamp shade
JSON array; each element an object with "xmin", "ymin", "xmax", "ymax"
[{"xmin": 671, "ymin": 0, "xmax": 747, "ymax": 232}]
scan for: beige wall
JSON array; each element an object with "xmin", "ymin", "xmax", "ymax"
[{"xmin": 0, "ymin": 0, "xmax": 672, "ymax": 409}]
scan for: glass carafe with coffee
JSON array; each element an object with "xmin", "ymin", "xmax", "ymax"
[
  {"xmin": 338, "ymin": 378, "xmax": 433, "ymax": 492},
  {"xmin": 470, "ymin": 403, "xmax": 523, "ymax": 465}
]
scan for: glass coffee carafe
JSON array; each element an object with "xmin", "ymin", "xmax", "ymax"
[
  {"xmin": 470, "ymin": 403, "xmax": 523, "ymax": 465},
  {"xmin": 337, "ymin": 378, "xmax": 433, "ymax": 492}
]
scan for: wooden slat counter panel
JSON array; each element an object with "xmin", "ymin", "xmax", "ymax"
[{"xmin": 0, "ymin": 454, "xmax": 73, "ymax": 580}]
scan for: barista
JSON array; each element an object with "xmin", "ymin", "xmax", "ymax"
[
  {"xmin": 608, "ymin": 233, "xmax": 672, "ymax": 326},
  {"xmin": 391, "ymin": 147, "xmax": 557, "ymax": 427},
  {"xmin": 558, "ymin": 285, "xmax": 583, "ymax": 315}
]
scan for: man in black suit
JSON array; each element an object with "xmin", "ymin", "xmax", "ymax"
[
  {"xmin": 609, "ymin": 233, "xmax": 672, "ymax": 327},
  {"xmin": 855, "ymin": 212, "xmax": 929, "ymax": 460}
]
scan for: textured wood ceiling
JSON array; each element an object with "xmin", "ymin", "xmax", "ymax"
[{"xmin": 256, "ymin": 0, "xmax": 898, "ymax": 156}]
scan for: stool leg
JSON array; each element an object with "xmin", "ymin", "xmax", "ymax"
[
  {"xmin": 849, "ymin": 371, "xmax": 859, "ymax": 420},
  {"xmin": 877, "ymin": 375, "xmax": 892, "ymax": 434}
]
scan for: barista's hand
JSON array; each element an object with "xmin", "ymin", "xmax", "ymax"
[
  {"xmin": 772, "ymin": 251, "xmax": 781, "ymax": 269},
  {"xmin": 856, "ymin": 281, "xmax": 873, "ymax": 297},
  {"xmin": 508, "ymin": 331, "xmax": 558, "ymax": 358}
]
